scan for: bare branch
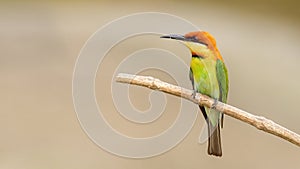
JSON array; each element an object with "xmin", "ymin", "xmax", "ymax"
[{"xmin": 115, "ymin": 73, "xmax": 300, "ymax": 147}]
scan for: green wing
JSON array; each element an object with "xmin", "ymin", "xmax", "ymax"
[{"xmin": 216, "ymin": 59, "xmax": 229, "ymax": 127}]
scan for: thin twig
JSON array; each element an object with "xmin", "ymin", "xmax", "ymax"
[{"xmin": 115, "ymin": 73, "xmax": 300, "ymax": 147}]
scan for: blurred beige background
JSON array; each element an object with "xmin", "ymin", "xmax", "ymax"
[{"xmin": 1, "ymin": 0, "xmax": 300, "ymax": 169}]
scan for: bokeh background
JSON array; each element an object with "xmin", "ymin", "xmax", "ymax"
[{"xmin": 1, "ymin": 0, "xmax": 300, "ymax": 168}]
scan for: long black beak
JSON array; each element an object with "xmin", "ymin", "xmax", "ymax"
[
  {"xmin": 161, "ymin": 34, "xmax": 206, "ymax": 46},
  {"xmin": 160, "ymin": 34, "xmax": 186, "ymax": 41}
]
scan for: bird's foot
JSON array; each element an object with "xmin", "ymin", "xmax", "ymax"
[
  {"xmin": 212, "ymin": 99, "xmax": 218, "ymax": 109},
  {"xmin": 191, "ymin": 90, "xmax": 196, "ymax": 99}
]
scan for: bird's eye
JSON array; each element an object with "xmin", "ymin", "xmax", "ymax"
[
  {"xmin": 187, "ymin": 36, "xmax": 208, "ymax": 46},
  {"xmin": 189, "ymin": 36, "xmax": 198, "ymax": 42}
]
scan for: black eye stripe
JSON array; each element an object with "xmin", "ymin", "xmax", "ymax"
[{"xmin": 186, "ymin": 36, "xmax": 208, "ymax": 46}]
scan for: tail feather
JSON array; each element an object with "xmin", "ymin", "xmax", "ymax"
[
  {"xmin": 207, "ymin": 121, "xmax": 222, "ymax": 156},
  {"xmin": 199, "ymin": 106, "xmax": 222, "ymax": 157}
]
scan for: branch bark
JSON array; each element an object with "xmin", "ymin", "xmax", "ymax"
[{"xmin": 115, "ymin": 73, "xmax": 300, "ymax": 147}]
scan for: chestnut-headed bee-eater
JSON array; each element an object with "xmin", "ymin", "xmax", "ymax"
[{"xmin": 161, "ymin": 31, "xmax": 229, "ymax": 157}]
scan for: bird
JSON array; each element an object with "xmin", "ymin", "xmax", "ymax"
[{"xmin": 161, "ymin": 31, "xmax": 229, "ymax": 157}]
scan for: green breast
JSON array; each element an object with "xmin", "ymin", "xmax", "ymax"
[{"xmin": 190, "ymin": 57, "xmax": 220, "ymax": 99}]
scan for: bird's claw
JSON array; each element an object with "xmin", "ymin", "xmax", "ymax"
[
  {"xmin": 191, "ymin": 90, "xmax": 196, "ymax": 99},
  {"xmin": 212, "ymin": 99, "xmax": 218, "ymax": 109}
]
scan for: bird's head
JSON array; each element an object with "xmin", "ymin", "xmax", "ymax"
[{"xmin": 161, "ymin": 31, "xmax": 223, "ymax": 60}]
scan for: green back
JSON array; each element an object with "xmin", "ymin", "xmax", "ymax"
[{"xmin": 216, "ymin": 59, "xmax": 229, "ymax": 104}]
